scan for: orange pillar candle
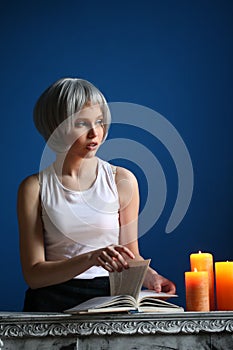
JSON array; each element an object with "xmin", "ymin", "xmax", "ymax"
[
  {"xmin": 215, "ymin": 261, "xmax": 233, "ymax": 310},
  {"xmin": 190, "ymin": 251, "xmax": 215, "ymax": 310},
  {"xmin": 185, "ymin": 269, "xmax": 209, "ymax": 311}
]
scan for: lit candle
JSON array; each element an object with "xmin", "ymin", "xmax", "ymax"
[
  {"xmin": 185, "ymin": 269, "xmax": 209, "ymax": 311},
  {"xmin": 190, "ymin": 251, "xmax": 215, "ymax": 310},
  {"xmin": 215, "ymin": 261, "xmax": 233, "ymax": 311}
]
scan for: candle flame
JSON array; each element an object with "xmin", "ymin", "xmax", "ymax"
[
  {"xmin": 198, "ymin": 251, "xmax": 202, "ymax": 254},
  {"xmin": 194, "ymin": 267, "xmax": 198, "ymax": 272}
]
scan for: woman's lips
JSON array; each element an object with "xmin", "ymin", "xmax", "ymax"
[{"xmin": 86, "ymin": 142, "xmax": 98, "ymax": 150}]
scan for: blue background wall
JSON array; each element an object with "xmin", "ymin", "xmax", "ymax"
[{"xmin": 1, "ymin": 0, "xmax": 232, "ymax": 310}]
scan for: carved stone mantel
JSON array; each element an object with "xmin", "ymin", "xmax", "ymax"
[
  {"xmin": 0, "ymin": 311, "xmax": 233, "ymax": 349},
  {"xmin": 1, "ymin": 311, "xmax": 233, "ymax": 337}
]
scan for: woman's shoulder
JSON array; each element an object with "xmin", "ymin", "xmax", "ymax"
[
  {"xmin": 18, "ymin": 173, "xmax": 40, "ymax": 196},
  {"xmin": 114, "ymin": 166, "xmax": 139, "ymax": 208},
  {"xmin": 17, "ymin": 174, "xmax": 41, "ymax": 215},
  {"xmin": 98, "ymin": 158, "xmax": 138, "ymax": 188},
  {"xmin": 115, "ymin": 166, "xmax": 138, "ymax": 184}
]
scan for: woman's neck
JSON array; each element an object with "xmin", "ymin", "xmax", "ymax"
[
  {"xmin": 54, "ymin": 153, "xmax": 98, "ymax": 178},
  {"xmin": 53, "ymin": 154, "xmax": 99, "ymax": 191}
]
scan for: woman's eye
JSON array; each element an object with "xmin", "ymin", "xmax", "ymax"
[
  {"xmin": 74, "ymin": 119, "xmax": 104, "ymax": 128},
  {"xmin": 96, "ymin": 119, "xmax": 104, "ymax": 125},
  {"xmin": 74, "ymin": 121, "xmax": 86, "ymax": 128}
]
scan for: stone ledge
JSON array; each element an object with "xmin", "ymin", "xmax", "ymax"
[{"xmin": 0, "ymin": 311, "xmax": 232, "ymax": 338}]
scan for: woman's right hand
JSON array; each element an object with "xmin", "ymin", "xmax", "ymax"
[{"xmin": 91, "ymin": 244, "xmax": 135, "ymax": 272}]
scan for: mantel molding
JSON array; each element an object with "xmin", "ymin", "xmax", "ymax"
[{"xmin": 0, "ymin": 312, "xmax": 233, "ymax": 338}]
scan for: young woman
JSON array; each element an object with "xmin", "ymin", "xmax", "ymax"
[{"xmin": 17, "ymin": 78, "xmax": 176, "ymax": 312}]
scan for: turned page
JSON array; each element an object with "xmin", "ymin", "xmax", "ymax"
[{"xmin": 109, "ymin": 259, "xmax": 150, "ymax": 300}]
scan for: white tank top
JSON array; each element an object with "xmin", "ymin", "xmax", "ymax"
[{"xmin": 39, "ymin": 158, "xmax": 120, "ymax": 279}]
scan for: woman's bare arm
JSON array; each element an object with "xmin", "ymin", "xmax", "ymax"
[{"xmin": 116, "ymin": 166, "xmax": 176, "ymax": 294}]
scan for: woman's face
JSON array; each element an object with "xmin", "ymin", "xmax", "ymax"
[{"xmin": 66, "ymin": 103, "xmax": 105, "ymax": 158}]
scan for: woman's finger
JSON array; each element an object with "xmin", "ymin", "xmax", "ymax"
[
  {"xmin": 115, "ymin": 245, "xmax": 135, "ymax": 259},
  {"xmin": 106, "ymin": 245, "xmax": 135, "ymax": 265},
  {"xmin": 98, "ymin": 251, "xmax": 125, "ymax": 272},
  {"xmin": 102, "ymin": 248, "xmax": 128, "ymax": 269},
  {"xmin": 97, "ymin": 256, "xmax": 114, "ymax": 272}
]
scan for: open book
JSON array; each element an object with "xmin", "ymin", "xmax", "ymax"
[
  {"xmin": 64, "ymin": 289, "xmax": 183, "ymax": 314},
  {"xmin": 64, "ymin": 260, "xmax": 184, "ymax": 314}
]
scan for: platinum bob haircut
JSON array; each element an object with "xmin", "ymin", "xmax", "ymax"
[{"xmin": 33, "ymin": 78, "xmax": 111, "ymax": 151}]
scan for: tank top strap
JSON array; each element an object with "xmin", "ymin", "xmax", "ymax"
[{"xmin": 110, "ymin": 164, "xmax": 117, "ymax": 176}]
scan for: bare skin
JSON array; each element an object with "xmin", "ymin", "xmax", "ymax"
[{"xmin": 17, "ymin": 104, "xmax": 176, "ymax": 294}]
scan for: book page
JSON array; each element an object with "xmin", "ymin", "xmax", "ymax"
[
  {"xmin": 109, "ymin": 259, "xmax": 150, "ymax": 299},
  {"xmin": 138, "ymin": 299, "xmax": 184, "ymax": 313},
  {"xmin": 64, "ymin": 295, "xmax": 136, "ymax": 314},
  {"xmin": 137, "ymin": 290, "xmax": 184, "ymax": 312},
  {"xmin": 139, "ymin": 297, "xmax": 180, "ymax": 308},
  {"xmin": 138, "ymin": 290, "xmax": 177, "ymax": 300}
]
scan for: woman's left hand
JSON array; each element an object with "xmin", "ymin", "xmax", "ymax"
[{"xmin": 143, "ymin": 268, "xmax": 176, "ymax": 295}]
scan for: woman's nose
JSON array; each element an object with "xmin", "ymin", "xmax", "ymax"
[{"xmin": 87, "ymin": 124, "xmax": 98, "ymax": 138}]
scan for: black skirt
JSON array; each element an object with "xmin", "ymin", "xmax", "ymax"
[{"xmin": 23, "ymin": 277, "xmax": 110, "ymax": 312}]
